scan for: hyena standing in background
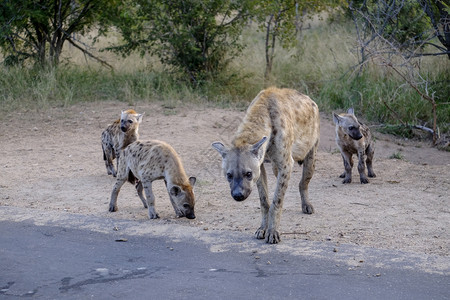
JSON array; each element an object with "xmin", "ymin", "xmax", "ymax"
[
  {"xmin": 101, "ymin": 109, "xmax": 144, "ymax": 177},
  {"xmin": 333, "ymin": 108, "xmax": 376, "ymax": 184},
  {"xmin": 109, "ymin": 140, "xmax": 196, "ymax": 219},
  {"xmin": 212, "ymin": 87, "xmax": 320, "ymax": 244}
]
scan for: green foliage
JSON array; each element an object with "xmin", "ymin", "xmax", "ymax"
[
  {"xmin": 370, "ymin": 0, "xmax": 431, "ymax": 49},
  {"xmin": 0, "ymin": 0, "xmax": 115, "ymax": 66},
  {"xmin": 108, "ymin": 0, "xmax": 251, "ymax": 85},
  {"xmin": 347, "ymin": 0, "xmax": 450, "ymax": 58}
]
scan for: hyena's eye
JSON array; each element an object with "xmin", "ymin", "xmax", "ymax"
[
  {"xmin": 226, "ymin": 173, "xmax": 233, "ymax": 181},
  {"xmin": 128, "ymin": 120, "xmax": 133, "ymax": 124},
  {"xmin": 348, "ymin": 126, "xmax": 354, "ymax": 130},
  {"xmin": 245, "ymin": 171, "xmax": 252, "ymax": 180}
]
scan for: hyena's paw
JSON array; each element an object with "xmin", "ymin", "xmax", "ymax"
[
  {"xmin": 148, "ymin": 207, "xmax": 160, "ymax": 219},
  {"xmin": 368, "ymin": 171, "xmax": 376, "ymax": 178},
  {"xmin": 339, "ymin": 172, "xmax": 346, "ymax": 178},
  {"xmin": 302, "ymin": 203, "xmax": 314, "ymax": 214},
  {"xmin": 342, "ymin": 178, "xmax": 352, "ymax": 184},
  {"xmin": 107, "ymin": 169, "xmax": 117, "ymax": 177},
  {"xmin": 265, "ymin": 229, "xmax": 281, "ymax": 244},
  {"xmin": 109, "ymin": 204, "xmax": 118, "ymax": 212},
  {"xmin": 106, "ymin": 166, "xmax": 117, "ymax": 177},
  {"xmin": 255, "ymin": 227, "xmax": 266, "ymax": 239},
  {"xmin": 360, "ymin": 177, "xmax": 369, "ymax": 184}
]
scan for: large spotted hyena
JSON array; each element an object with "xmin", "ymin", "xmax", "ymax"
[
  {"xmin": 212, "ymin": 87, "xmax": 320, "ymax": 244},
  {"xmin": 101, "ymin": 109, "xmax": 143, "ymax": 177},
  {"xmin": 109, "ymin": 140, "xmax": 196, "ymax": 219},
  {"xmin": 333, "ymin": 108, "xmax": 376, "ymax": 184}
]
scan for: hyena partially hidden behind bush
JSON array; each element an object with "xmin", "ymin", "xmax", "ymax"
[
  {"xmin": 212, "ymin": 87, "xmax": 320, "ymax": 244},
  {"xmin": 109, "ymin": 140, "xmax": 196, "ymax": 219},
  {"xmin": 101, "ymin": 109, "xmax": 143, "ymax": 177},
  {"xmin": 333, "ymin": 108, "xmax": 376, "ymax": 184}
]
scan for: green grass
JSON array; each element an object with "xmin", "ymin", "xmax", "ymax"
[
  {"xmin": 0, "ymin": 18, "xmax": 448, "ymax": 138},
  {"xmin": 389, "ymin": 152, "xmax": 405, "ymax": 160}
]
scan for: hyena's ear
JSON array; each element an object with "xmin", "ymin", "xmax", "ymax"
[
  {"xmin": 136, "ymin": 113, "xmax": 144, "ymax": 123},
  {"xmin": 170, "ymin": 185, "xmax": 182, "ymax": 197},
  {"xmin": 347, "ymin": 108, "xmax": 355, "ymax": 115},
  {"xmin": 250, "ymin": 136, "xmax": 267, "ymax": 160},
  {"xmin": 332, "ymin": 112, "xmax": 342, "ymax": 125},
  {"xmin": 189, "ymin": 176, "xmax": 196, "ymax": 187},
  {"xmin": 211, "ymin": 142, "xmax": 228, "ymax": 158}
]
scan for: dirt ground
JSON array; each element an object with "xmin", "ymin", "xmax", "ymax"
[{"xmin": 1, "ymin": 101, "xmax": 448, "ymax": 258}]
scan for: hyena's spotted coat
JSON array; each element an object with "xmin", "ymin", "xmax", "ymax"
[
  {"xmin": 109, "ymin": 140, "xmax": 196, "ymax": 219},
  {"xmin": 212, "ymin": 87, "xmax": 320, "ymax": 244},
  {"xmin": 101, "ymin": 109, "xmax": 143, "ymax": 177},
  {"xmin": 333, "ymin": 108, "xmax": 376, "ymax": 184}
]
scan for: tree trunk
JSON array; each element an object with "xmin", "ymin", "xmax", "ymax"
[{"xmin": 264, "ymin": 14, "xmax": 274, "ymax": 82}]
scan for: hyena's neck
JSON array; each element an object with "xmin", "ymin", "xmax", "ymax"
[{"xmin": 164, "ymin": 154, "xmax": 190, "ymax": 187}]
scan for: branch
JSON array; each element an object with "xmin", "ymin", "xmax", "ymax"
[
  {"xmin": 66, "ymin": 38, "xmax": 113, "ymax": 70},
  {"xmin": 381, "ymin": 97, "xmax": 407, "ymax": 126},
  {"xmin": 386, "ymin": 63, "xmax": 435, "ymax": 104},
  {"xmin": 413, "ymin": 125, "xmax": 434, "ymax": 134}
]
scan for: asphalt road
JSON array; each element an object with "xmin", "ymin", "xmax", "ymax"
[{"xmin": 0, "ymin": 207, "xmax": 449, "ymax": 299}]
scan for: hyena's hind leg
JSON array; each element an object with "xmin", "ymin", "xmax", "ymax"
[
  {"xmin": 142, "ymin": 181, "xmax": 159, "ymax": 219},
  {"xmin": 102, "ymin": 144, "xmax": 117, "ymax": 177},
  {"xmin": 366, "ymin": 143, "xmax": 376, "ymax": 178},
  {"xmin": 135, "ymin": 181, "xmax": 148, "ymax": 209},
  {"xmin": 299, "ymin": 141, "xmax": 317, "ymax": 214}
]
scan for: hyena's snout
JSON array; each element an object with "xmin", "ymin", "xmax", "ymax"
[
  {"xmin": 352, "ymin": 133, "xmax": 363, "ymax": 140},
  {"xmin": 349, "ymin": 128, "xmax": 363, "ymax": 140},
  {"xmin": 231, "ymin": 184, "xmax": 251, "ymax": 202},
  {"xmin": 181, "ymin": 204, "xmax": 195, "ymax": 219}
]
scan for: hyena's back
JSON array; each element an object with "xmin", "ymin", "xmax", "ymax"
[{"xmin": 233, "ymin": 87, "xmax": 320, "ymax": 161}]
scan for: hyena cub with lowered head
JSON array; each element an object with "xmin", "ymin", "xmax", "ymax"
[
  {"xmin": 212, "ymin": 87, "xmax": 320, "ymax": 244},
  {"xmin": 333, "ymin": 108, "xmax": 376, "ymax": 184},
  {"xmin": 109, "ymin": 140, "xmax": 196, "ymax": 219},
  {"xmin": 101, "ymin": 109, "xmax": 143, "ymax": 177}
]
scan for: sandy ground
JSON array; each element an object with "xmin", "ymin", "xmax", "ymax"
[{"xmin": 0, "ymin": 101, "xmax": 448, "ymax": 258}]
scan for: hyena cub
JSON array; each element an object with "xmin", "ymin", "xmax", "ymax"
[
  {"xmin": 333, "ymin": 108, "xmax": 376, "ymax": 184},
  {"xmin": 101, "ymin": 109, "xmax": 143, "ymax": 177},
  {"xmin": 109, "ymin": 140, "xmax": 196, "ymax": 219},
  {"xmin": 212, "ymin": 87, "xmax": 320, "ymax": 244}
]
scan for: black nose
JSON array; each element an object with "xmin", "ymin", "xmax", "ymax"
[
  {"xmin": 120, "ymin": 126, "xmax": 127, "ymax": 132},
  {"xmin": 232, "ymin": 193, "xmax": 246, "ymax": 202},
  {"xmin": 186, "ymin": 212, "xmax": 196, "ymax": 219}
]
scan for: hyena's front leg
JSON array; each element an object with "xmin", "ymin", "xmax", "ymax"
[
  {"xmin": 142, "ymin": 181, "xmax": 159, "ymax": 219},
  {"xmin": 255, "ymin": 164, "xmax": 270, "ymax": 240},
  {"xmin": 340, "ymin": 152, "xmax": 353, "ymax": 184},
  {"xmin": 357, "ymin": 150, "xmax": 369, "ymax": 184},
  {"xmin": 299, "ymin": 143, "xmax": 317, "ymax": 214},
  {"xmin": 266, "ymin": 159, "xmax": 293, "ymax": 244},
  {"xmin": 366, "ymin": 143, "xmax": 376, "ymax": 178},
  {"xmin": 109, "ymin": 177, "xmax": 126, "ymax": 212}
]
